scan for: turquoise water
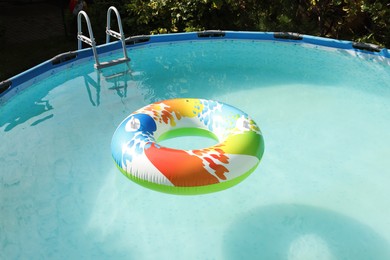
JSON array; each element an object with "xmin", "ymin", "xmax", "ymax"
[{"xmin": 1, "ymin": 39, "xmax": 390, "ymax": 259}]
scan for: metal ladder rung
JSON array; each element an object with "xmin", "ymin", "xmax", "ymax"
[
  {"xmin": 106, "ymin": 29, "xmax": 122, "ymax": 40},
  {"xmin": 77, "ymin": 34, "xmax": 93, "ymax": 46}
]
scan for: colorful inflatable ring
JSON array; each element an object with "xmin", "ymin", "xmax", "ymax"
[{"xmin": 111, "ymin": 98, "xmax": 264, "ymax": 195}]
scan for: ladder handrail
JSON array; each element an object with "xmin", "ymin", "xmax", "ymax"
[
  {"xmin": 77, "ymin": 7, "xmax": 130, "ymax": 70},
  {"xmin": 106, "ymin": 6, "xmax": 129, "ymax": 61},
  {"xmin": 77, "ymin": 10, "xmax": 100, "ymax": 67}
]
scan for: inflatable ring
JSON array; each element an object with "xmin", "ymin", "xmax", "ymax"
[{"xmin": 111, "ymin": 98, "xmax": 264, "ymax": 195}]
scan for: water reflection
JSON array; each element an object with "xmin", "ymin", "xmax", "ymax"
[
  {"xmin": 84, "ymin": 73, "xmax": 101, "ymax": 106},
  {"xmin": 0, "ymin": 96, "xmax": 53, "ymax": 132},
  {"xmin": 83, "ymin": 63, "xmax": 133, "ymax": 106},
  {"xmin": 0, "ymin": 62, "xmax": 135, "ymax": 132},
  {"xmin": 224, "ymin": 204, "xmax": 390, "ymax": 260}
]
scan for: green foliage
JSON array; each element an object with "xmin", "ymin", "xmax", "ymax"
[
  {"xmin": 124, "ymin": 0, "xmax": 249, "ymax": 34},
  {"xmin": 89, "ymin": 0, "xmax": 390, "ymax": 48}
]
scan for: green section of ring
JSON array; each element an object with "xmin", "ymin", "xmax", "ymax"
[
  {"xmin": 115, "ymin": 161, "xmax": 260, "ymax": 195},
  {"xmin": 222, "ymin": 131, "xmax": 263, "ymax": 157},
  {"xmin": 156, "ymin": 127, "xmax": 219, "ymax": 144}
]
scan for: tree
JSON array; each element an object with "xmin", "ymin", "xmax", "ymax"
[{"xmin": 89, "ymin": 0, "xmax": 390, "ymax": 47}]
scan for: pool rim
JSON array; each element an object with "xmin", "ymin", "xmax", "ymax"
[{"xmin": 1, "ymin": 30, "xmax": 389, "ymax": 104}]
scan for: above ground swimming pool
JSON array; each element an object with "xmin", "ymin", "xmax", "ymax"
[{"xmin": 1, "ymin": 31, "xmax": 390, "ymax": 259}]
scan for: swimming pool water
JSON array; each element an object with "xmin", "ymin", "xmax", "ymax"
[{"xmin": 1, "ymin": 38, "xmax": 390, "ymax": 259}]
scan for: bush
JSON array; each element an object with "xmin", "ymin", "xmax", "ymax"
[{"xmin": 90, "ymin": 0, "xmax": 390, "ymax": 48}]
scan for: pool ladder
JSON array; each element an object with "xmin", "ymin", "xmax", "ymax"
[{"xmin": 77, "ymin": 6, "xmax": 130, "ymax": 69}]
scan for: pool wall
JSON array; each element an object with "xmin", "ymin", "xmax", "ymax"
[{"xmin": 1, "ymin": 31, "xmax": 389, "ymax": 104}]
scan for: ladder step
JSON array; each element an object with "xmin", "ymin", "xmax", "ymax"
[
  {"xmin": 77, "ymin": 34, "xmax": 93, "ymax": 46},
  {"xmin": 106, "ymin": 29, "xmax": 122, "ymax": 40},
  {"xmin": 94, "ymin": 57, "xmax": 130, "ymax": 69}
]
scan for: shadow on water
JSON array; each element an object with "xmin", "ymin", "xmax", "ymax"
[
  {"xmin": 0, "ymin": 63, "xmax": 135, "ymax": 132},
  {"xmin": 0, "ymin": 95, "xmax": 54, "ymax": 132},
  {"xmin": 224, "ymin": 204, "xmax": 390, "ymax": 260}
]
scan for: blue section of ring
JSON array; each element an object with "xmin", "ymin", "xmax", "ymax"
[{"xmin": 1, "ymin": 31, "xmax": 389, "ymax": 102}]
